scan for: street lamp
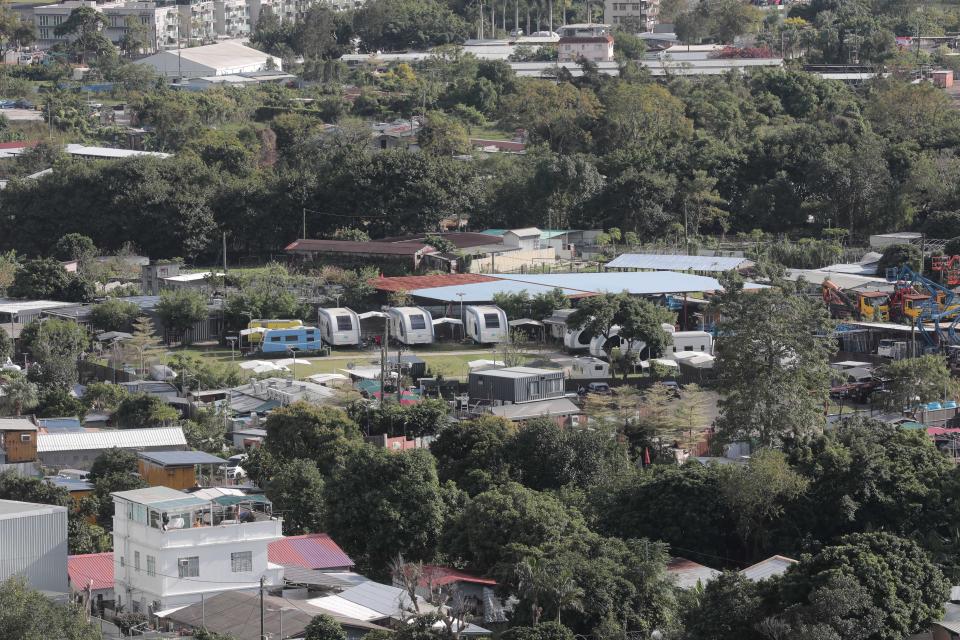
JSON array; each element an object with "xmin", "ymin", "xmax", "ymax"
[
  {"xmin": 286, "ymin": 346, "xmax": 299, "ymax": 380},
  {"xmin": 226, "ymin": 336, "xmax": 238, "ymax": 361},
  {"xmin": 456, "ymin": 292, "xmax": 465, "ymax": 340}
]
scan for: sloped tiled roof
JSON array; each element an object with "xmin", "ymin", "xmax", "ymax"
[
  {"xmin": 269, "ymin": 533, "xmax": 354, "ymax": 570},
  {"xmin": 68, "ymin": 552, "xmax": 114, "ymax": 591}
]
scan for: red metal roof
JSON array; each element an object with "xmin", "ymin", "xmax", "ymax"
[
  {"xmin": 268, "ymin": 533, "xmax": 354, "ymax": 570},
  {"xmin": 285, "ymin": 239, "xmax": 432, "ymax": 256},
  {"xmin": 370, "ymin": 273, "xmax": 499, "ymax": 293},
  {"xmin": 421, "ymin": 565, "xmax": 497, "ymax": 587},
  {"xmin": 0, "ymin": 140, "xmax": 36, "ymax": 150},
  {"xmin": 68, "ymin": 552, "xmax": 114, "ymax": 591}
]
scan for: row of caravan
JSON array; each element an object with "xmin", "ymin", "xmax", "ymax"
[
  {"xmin": 247, "ymin": 305, "xmax": 511, "ymax": 351},
  {"xmin": 561, "ymin": 320, "xmax": 713, "ymax": 360}
]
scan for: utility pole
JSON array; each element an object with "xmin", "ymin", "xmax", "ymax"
[
  {"xmin": 222, "ymin": 232, "xmax": 228, "ymax": 275},
  {"xmin": 260, "ymin": 576, "xmax": 265, "ymax": 640},
  {"xmin": 302, "ymin": 207, "xmax": 307, "ymax": 239},
  {"xmin": 380, "ymin": 313, "xmax": 389, "ymax": 401}
]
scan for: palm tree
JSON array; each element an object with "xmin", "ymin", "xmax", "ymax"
[
  {"xmin": 544, "ymin": 570, "xmax": 583, "ymax": 623},
  {"xmin": 1, "ymin": 376, "xmax": 39, "ymax": 416}
]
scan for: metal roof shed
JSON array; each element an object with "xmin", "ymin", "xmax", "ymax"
[
  {"xmin": 469, "ymin": 366, "xmax": 566, "ymax": 404},
  {"xmin": 605, "ymin": 253, "xmax": 753, "ymax": 272}
]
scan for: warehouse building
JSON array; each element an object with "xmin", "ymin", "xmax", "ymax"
[{"xmin": 0, "ymin": 499, "xmax": 68, "ymax": 593}]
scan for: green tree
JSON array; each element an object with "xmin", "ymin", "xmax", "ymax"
[
  {"xmin": 680, "ymin": 572, "xmax": 768, "ymax": 640},
  {"xmin": 442, "ymin": 481, "xmax": 586, "ymax": 573},
  {"xmin": 877, "ymin": 243, "xmax": 921, "ymax": 275},
  {"xmin": 0, "ymin": 576, "xmax": 103, "ymax": 640},
  {"xmin": 263, "ymin": 402, "xmax": 361, "ymax": 474},
  {"xmin": 778, "ymin": 532, "xmax": 949, "ymax": 640},
  {"xmin": 718, "ymin": 449, "xmax": 809, "ymax": 558},
  {"xmin": 156, "ymin": 289, "xmax": 208, "ymax": 344},
  {"xmin": 304, "ymin": 614, "xmax": 346, "ymax": 640},
  {"xmin": 430, "ymin": 416, "xmax": 514, "ymax": 495},
  {"xmin": 0, "ymin": 469, "xmax": 70, "ymax": 506},
  {"xmin": 9, "ymin": 258, "xmax": 72, "ymax": 300},
  {"xmin": 112, "ymin": 392, "xmax": 178, "ymax": 428},
  {"xmin": 88, "ymin": 299, "xmax": 141, "ymax": 333},
  {"xmin": 82, "ymin": 382, "xmax": 129, "ymax": 413},
  {"xmin": 789, "ymin": 418, "xmax": 952, "ymax": 546},
  {"xmin": 21, "ymin": 318, "xmax": 89, "ymax": 389},
  {"xmin": 53, "ymin": 6, "xmax": 110, "ymax": 63},
  {"xmin": 498, "ymin": 81, "xmax": 602, "ymax": 153},
  {"xmin": 90, "ymin": 470, "xmax": 147, "ymax": 528},
  {"xmin": 0, "ymin": 374, "xmax": 38, "ymax": 416},
  {"xmin": 353, "ymin": 0, "xmax": 468, "ymax": 51},
  {"xmin": 0, "ymin": 324, "xmax": 11, "ymax": 361},
  {"xmin": 89, "ymin": 447, "xmax": 138, "ymax": 481},
  {"xmin": 501, "ymin": 622, "xmax": 575, "ymax": 640},
  {"xmin": 182, "ymin": 409, "xmax": 226, "ymax": 454},
  {"xmin": 419, "ymin": 111, "xmax": 470, "ymax": 157},
  {"xmin": 713, "ymin": 277, "xmax": 835, "ymax": 448},
  {"xmin": 267, "ymin": 458, "xmax": 327, "ymax": 535},
  {"xmin": 880, "ymin": 355, "xmax": 957, "ymax": 411},
  {"xmin": 326, "ymin": 448, "xmax": 445, "ymax": 576},
  {"xmin": 53, "ymin": 233, "xmax": 97, "ymax": 262}
]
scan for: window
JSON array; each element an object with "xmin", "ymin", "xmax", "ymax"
[
  {"xmin": 20, "ymin": 434, "xmax": 30, "ymax": 442},
  {"xmin": 483, "ymin": 313, "xmax": 500, "ymax": 329},
  {"xmin": 231, "ymin": 551, "xmax": 252, "ymax": 572},
  {"xmin": 178, "ymin": 556, "xmax": 199, "ymax": 578},
  {"xmin": 120, "ymin": 556, "xmax": 125, "ymax": 567},
  {"xmin": 528, "ymin": 381, "xmax": 540, "ymax": 396},
  {"xmin": 684, "ymin": 346, "xmax": 693, "ymax": 351},
  {"xmin": 409, "ymin": 314, "xmax": 426, "ymax": 330},
  {"xmin": 270, "ymin": 336, "xmax": 281, "ymax": 342},
  {"xmin": 284, "ymin": 335, "xmax": 298, "ymax": 342},
  {"xmin": 336, "ymin": 315, "xmax": 352, "ymax": 331},
  {"xmin": 134, "ymin": 551, "xmax": 140, "ymax": 572},
  {"xmin": 147, "ymin": 556, "xmax": 156, "ymax": 577}
]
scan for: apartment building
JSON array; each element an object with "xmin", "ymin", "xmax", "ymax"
[
  {"xmin": 103, "ymin": 2, "xmax": 179, "ymax": 53},
  {"xmin": 177, "ymin": 0, "xmax": 216, "ymax": 44},
  {"xmin": 33, "ymin": 0, "xmax": 177, "ymax": 51},
  {"xmin": 112, "ymin": 486, "xmax": 283, "ymax": 612},
  {"xmin": 214, "ymin": 0, "xmax": 250, "ymax": 39},
  {"xmin": 603, "ymin": 0, "xmax": 659, "ymax": 32}
]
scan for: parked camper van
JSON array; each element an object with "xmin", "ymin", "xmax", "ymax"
[
  {"xmin": 388, "ymin": 307, "xmax": 434, "ymax": 345},
  {"xmin": 261, "ymin": 326, "xmax": 322, "ymax": 354},
  {"xmin": 663, "ymin": 331, "xmax": 713, "ymax": 358},
  {"xmin": 464, "ymin": 305, "xmax": 508, "ymax": 344},
  {"xmin": 317, "ymin": 307, "xmax": 361, "ymax": 346},
  {"xmin": 246, "ymin": 319, "xmax": 303, "ymax": 344}
]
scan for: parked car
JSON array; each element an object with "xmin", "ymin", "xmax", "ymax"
[
  {"xmin": 660, "ymin": 381, "xmax": 682, "ymax": 397},
  {"xmin": 586, "ymin": 382, "xmax": 611, "ymax": 395},
  {"xmin": 220, "ymin": 453, "xmax": 248, "ymax": 480}
]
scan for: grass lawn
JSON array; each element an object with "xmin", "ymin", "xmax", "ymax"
[
  {"xmin": 171, "ymin": 343, "xmax": 534, "ymax": 380},
  {"xmin": 467, "ymin": 123, "xmax": 514, "ymax": 141}
]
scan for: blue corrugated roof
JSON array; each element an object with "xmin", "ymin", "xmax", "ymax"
[
  {"xmin": 480, "ymin": 229, "xmax": 507, "ymax": 236},
  {"xmin": 605, "ymin": 253, "xmax": 751, "ymax": 272},
  {"xmin": 409, "ymin": 272, "xmax": 764, "ymax": 303}
]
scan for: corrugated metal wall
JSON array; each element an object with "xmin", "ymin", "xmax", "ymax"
[{"xmin": 0, "ymin": 507, "xmax": 68, "ymax": 592}]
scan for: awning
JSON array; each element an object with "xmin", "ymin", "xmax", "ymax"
[
  {"xmin": 432, "ymin": 317, "xmax": 462, "ymax": 326},
  {"xmin": 509, "ymin": 318, "xmax": 543, "ymax": 327},
  {"xmin": 153, "ymin": 604, "xmax": 190, "ymax": 618},
  {"xmin": 358, "ymin": 311, "xmax": 389, "ymax": 320},
  {"xmin": 240, "ymin": 327, "xmax": 268, "ymax": 336}
]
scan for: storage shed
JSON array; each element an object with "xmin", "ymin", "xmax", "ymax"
[
  {"xmin": 317, "ymin": 308, "xmax": 361, "ymax": 346},
  {"xmin": 387, "ymin": 307, "xmax": 434, "ymax": 345},
  {"xmin": 137, "ymin": 451, "xmax": 227, "ymax": 490},
  {"xmin": 469, "ymin": 366, "xmax": 566, "ymax": 404},
  {"xmin": 0, "ymin": 416, "xmax": 38, "ymax": 464},
  {"xmin": 464, "ymin": 305, "xmax": 508, "ymax": 344}
]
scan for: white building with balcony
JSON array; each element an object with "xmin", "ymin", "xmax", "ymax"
[
  {"xmin": 557, "ymin": 23, "xmax": 615, "ymax": 62},
  {"xmin": 103, "ymin": 2, "xmax": 179, "ymax": 53},
  {"xmin": 111, "ymin": 486, "xmax": 283, "ymax": 613},
  {"xmin": 214, "ymin": 0, "xmax": 250, "ymax": 38}
]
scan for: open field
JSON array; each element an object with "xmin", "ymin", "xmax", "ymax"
[{"xmin": 172, "ymin": 343, "xmax": 540, "ymax": 380}]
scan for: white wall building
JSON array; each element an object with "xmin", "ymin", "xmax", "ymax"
[
  {"xmin": 111, "ymin": 486, "xmax": 283, "ymax": 612},
  {"xmin": 0, "ymin": 499, "xmax": 68, "ymax": 593},
  {"xmin": 603, "ymin": 0, "xmax": 659, "ymax": 33},
  {"xmin": 103, "ymin": 2, "xmax": 179, "ymax": 53},
  {"xmin": 557, "ymin": 23, "xmax": 615, "ymax": 62},
  {"xmin": 135, "ymin": 40, "xmax": 280, "ymax": 77}
]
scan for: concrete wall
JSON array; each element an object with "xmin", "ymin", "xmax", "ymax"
[{"xmin": 470, "ymin": 248, "xmax": 558, "ymax": 273}]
